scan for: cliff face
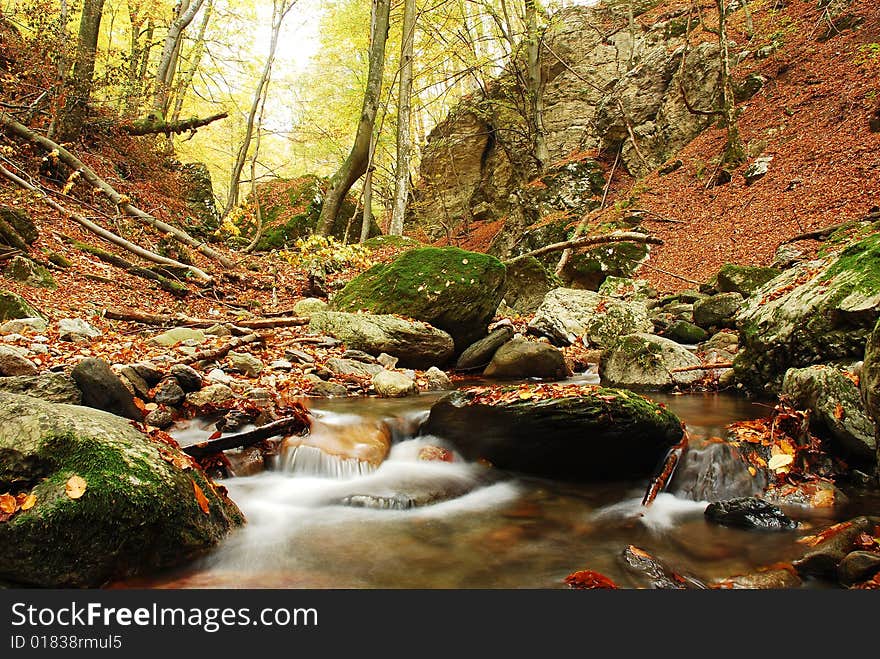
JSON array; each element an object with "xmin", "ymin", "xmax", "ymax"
[{"xmin": 411, "ymin": 0, "xmax": 735, "ymax": 260}]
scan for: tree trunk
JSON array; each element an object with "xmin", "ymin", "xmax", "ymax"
[
  {"xmin": 170, "ymin": 0, "xmax": 214, "ymax": 125},
  {"xmin": 505, "ymin": 232, "xmax": 662, "ymax": 265},
  {"xmin": 389, "ymin": 0, "xmax": 416, "ymax": 237},
  {"xmin": 316, "ymin": 0, "xmax": 391, "ymax": 236},
  {"xmin": 525, "ymin": 0, "xmax": 548, "ymax": 169},
  {"xmin": 151, "ymin": 0, "xmax": 206, "ymax": 118},
  {"xmin": 716, "ymin": 0, "xmax": 744, "ymax": 169},
  {"xmin": 54, "ymin": 0, "xmax": 107, "ymax": 142},
  {"xmin": 360, "ymin": 166, "xmax": 374, "ymax": 243}
]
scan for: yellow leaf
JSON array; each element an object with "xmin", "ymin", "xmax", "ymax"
[
  {"xmin": 518, "ymin": 391, "xmax": 534, "ymax": 400},
  {"xmin": 768, "ymin": 454, "xmax": 793, "ymax": 472},
  {"xmin": 748, "ymin": 466, "xmax": 757, "ymax": 477},
  {"xmin": 0, "ymin": 493, "xmax": 16, "ymax": 514},
  {"xmin": 20, "ymin": 493, "xmax": 36, "ymax": 511},
  {"xmin": 65, "ymin": 475, "xmax": 87, "ymax": 499},
  {"xmin": 192, "ymin": 480, "xmax": 210, "ymax": 515}
]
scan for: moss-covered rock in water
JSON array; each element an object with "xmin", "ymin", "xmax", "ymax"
[
  {"xmin": 713, "ymin": 264, "xmax": 781, "ymax": 297},
  {"xmin": 0, "ymin": 392, "xmax": 244, "ymax": 587},
  {"xmin": 420, "ymin": 385, "xmax": 683, "ymax": 481},
  {"xmin": 330, "ymin": 247, "xmax": 506, "ymax": 351},
  {"xmin": 249, "ymin": 176, "xmax": 380, "ymax": 250},
  {"xmin": 734, "ymin": 234, "xmax": 880, "ymax": 395},
  {"xmin": 0, "ymin": 290, "xmax": 43, "ymax": 321}
]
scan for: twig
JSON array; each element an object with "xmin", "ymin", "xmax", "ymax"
[{"xmin": 183, "ymin": 413, "xmax": 309, "ymax": 458}]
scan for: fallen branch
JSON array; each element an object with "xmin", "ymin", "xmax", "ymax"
[
  {"xmin": 670, "ymin": 362, "xmax": 734, "ymax": 373},
  {"xmin": 626, "ymin": 208, "xmax": 686, "ymax": 224},
  {"xmin": 178, "ymin": 333, "xmax": 265, "ymax": 366},
  {"xmin": 642, "ymin": 434, "xmax": 688, "ymax": 507},
  {"xmin": 122, "ymin": 112, "xmax": 228, "ymax": 136},
  {"xmin": 0, "ymin": 163, "xmax": 212, "ymax": 282},
  {"xmin": 0, "ymin": 112, "xmax": 234, "ymax": 269},
  {"xmin": 506, "ymin": 232, "xmax": 663, "ymax": 265},
  {"xmin": 781, "ymin": 221, "xmax": 853, "ymax": 245},
  {"xmin": 183, "ymin": 414, "xmax": 309, "ymax": 458},
  {"xmin": 104, "ymin": 308, "xmax": 308, "ymax": 329}
]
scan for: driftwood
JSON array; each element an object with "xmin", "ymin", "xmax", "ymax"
[
  {"xmin": 178, "ymin": 333, "xmax": 265, "ymax": 366},
  {"xmin": 0, "ymin": 112, "xmax": 234, "ymax": 269},
  {"xmin": 122, "ymin": 112, "xmax": 228, "ymax": 136},
  {"xmin": 104, "ymin": 308, "xmax": 309, "ymax": 329},
  {"xmin": 670, "ymin": 362, "xmax": 734, "ymax": 373},
  {"xmin": 0, "ymin": 163, "xmax": 212, "ymax": 282},
  {"xmin": 642, "ymin": 435, "xmax": 688, "ymax": 507},
  {"xmin": 183, "ymin": 414, "xmax": 309, "ymax": 458},
  {"xmin": 505, "ymin": 232, "xmax": 663, "ymax": 265}
]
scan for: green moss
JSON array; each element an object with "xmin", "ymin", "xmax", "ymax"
[
  {"xmin": 826, "ymin": 232, "xmax": 880, "ymax": 294},
  {"xmin": 47, "ymin": 252, "xmax": 71, "ymax": 268},
  {"xmin": 0, "ymin": 290, "xmax": 43, "ymax": 321},
  {"xmin": 362, "ymin": 235, "xmax": 423, "ymax": 250}
]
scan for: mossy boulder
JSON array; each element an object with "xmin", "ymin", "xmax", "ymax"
[
  {"xmin": 0, "ymin": 392, "xmax": 244, "ymax": 587},
  {"xmin": 560, "ymin": 240, "xmax": 650, "ymax": 291},
  {"xmin": 735, "ymin": 234, "xmax": 880, "ymax": 395},
  {"xmin": 599, "ymin": 333, "xmax": 703, "ymax": 390},
  {"xmin": 502, "ymin": 256, "xmax": 558, "ymax": 314},
  {"xmin": 713, "ymin": 264, "xmax": 782, "ymax": 297},
  {"xmin": 420, "ymin": 385, "xmax": 684, "ymax": 481},
  {"xmin": 362, "ymin": 235, "xmax": 423, "ymax": 250},
  {"xmin": 330, "ymin": 247, "xmax": 506, "ymax": 351},
  {"xmin": 693, "ymin": 292, "xmax": 743, "ymax": 329},
  {"xmin": 0, "ymin": 290, "xmax": 43, "ymax": 321},
  {"xmin": 664, "ymin": 320, "xmax": 709, "ymax": 344},
  {"xmin": 0, "ymin": 207, "xmax": 38, "ymax": 246},
  {"xmin": 862, "ymin": 318, "xmax": 880, "ymax": 473},
  {"xmin": 178, "ymin": 162, "xmax": 219, "ymax": 235},
  {"xmin": 4, "ymin": 256, "xmax": 56, "ymax": 289}
]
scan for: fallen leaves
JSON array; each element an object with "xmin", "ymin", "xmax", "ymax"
[
  {"xmin": 0, "ymin": 494, "xmax": 17, "ymax": 514},
  {"xmin": 65, "ymin": 475, "xmax": 87, "ymax": 499},
  {"xmin": 192, "ymin": 480, "xmax": 210, "ymax": 515},
  {"xmin": 466, "ymin": 383, "xmax": 601, "ymax": 406},
  {"xmin": 0, "ymin": 491, "xmax": 38, "ymax": 522},
  {"xmin": 564, "ymin": 570, "xmax": 619, "ymax": 590},
  {"xmin": 797, "ymin": 520, "xmax": 853, "ymax": 547}
]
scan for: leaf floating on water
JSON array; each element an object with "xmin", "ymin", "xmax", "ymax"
[
  {"xmin": 65, "ymin": 475, "xmax": 87, "ymax": 499},
  {"xmin": 564, "ymin": 569, "xmax": 618, "ymax": 590},
  {"xmin": 20, "ymin": 493, "xmax": 36, "ymax": 511},
  {"xmin": 192, "ymin": 480, "xmax": 210, "ymax": 515},
  {"xmin": 0, "ymin": 493, "xmax": 16, "ymax": 514}
]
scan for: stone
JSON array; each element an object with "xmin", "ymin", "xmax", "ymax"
[
  {"xmin": 421, "ymin": 385, "xmax": 684, "ymax": 481},
  {"xmin": 342, "ymin": 349, "xmax": 378, "ymax": 364},
  {"xmin": 0, "ymin": 392, "xmax": 243, "ymax": 586},
  {"xmin": 309, "ymin": 311, "xmax": 455, "ymax": 369},
  {"xmin": 0, "ymin": 317, "xmax": 47, "ymax": 334},
  {"xmin": 794, "ymin": 516, "xmax": 880, "ymax": 578},
  {"xmin": 186, "ymin": 383, "xmax": 235, "ymax": 408},
  {"xmin": 0, "ymin": 372, "xmax": 81, "ymax": 404},
  {"xmin": 838, "ymin": 551, "xmax": 880, "ymax": 586},
  {"xmin": 862, "ymin": 318, "xmax": 880, "ymax": 467},
  {"xmin": 303, "ymin": 375, "xmax": 348, "ymax": 397},
  {"xmin": 704, "ymin": 498, "xmax": 798, "ymax": 531},
  {"xmin": 71, "ymin": 358, "xmax": 142, "ymax": 420},
  {"xmin": 204, "ymin": 323, "xmax": 232, "ymax": 337},
  {"xmin": 714, "ymin": 264, "xmax": 782, "ymax": 297},
  {"xmin": 206, "ymin": 368, "xmax": 233, "ymax": 384},
  {"xmin": 170, "ymin": 363, "xmax": 203, "ymax": 392},
  {"xmin": 270, "ymin": 359, "xmax": 293, "ymax": 371},
  {"xmin": 179, "ymin": 162, "xmax": 220, "ymax": 230},
  {"xmin": 501, "ymin": 256, "xmax": 557, "ymax": 314},
  {"xmin": 599, "ymin": 333, "xmax": 703, "ymax": 390},
  {"xmin": 693, "ymin": 292, "xmax": 743, "ymax": 329},
  {"xmin": 285, "ymin": 349, "xmax": 315, "ymax": 364},
  {"xmin": 0, "ymin": 290, "xmax": 43, "ymax": 322},
  {"xmin": 225, "ymin": 446, "xmax": 265, "ymax": 478},
  {"xmin": 715, "ymin": 569, "xmax": 802, "ymax": 590},
  {"xmin": 153, "ymin": 378, "xmax": 186, "ymax": 406},
  {"xmin": 483, "ymin": 338, "xmax": 570, "ymax": 380},
  {"xmin": 0, "ymin": 345, "xmax": 37, "ymax": 376},
  {"xmin": 377, "ymin": 353, "xmax": 398, "ymax": 369},
  {"xmin": 145, "ymin": 407, "xmax": 175, "ymax": 429},
  {"xmin": 782, "ymin": 365, "xmax": 875, "ymax": 467},
  {"xmin": 228, "ymin": 351, "xmax": 264, "ymax": 377},
  {"xmin": 0, "ymin": 207, "xmax": 38, "ymax": 244},
  {"xmin": 131, "ymin": 362, "xmax": 164, "ymax": 386},
  {"xmin": 663, "ymin": 320, "xmax": 709, "ymax": 344},
  {"xmin": 58, "ymin": 318, "xmax": 100, "ymax": 342},
  {"xmin": 326, "ymin": 357, "xmax": 383, "ymax": 378},
  {"xmin": 597, "ymin": 276, "xmax": 654, "ymax": 301},
  {"xmin": 743, "ymin": 155, "xmax": 773, "ymax": 185},
  {"xmin": 330, "ymin": 247, "xmax": 506, "ymax": 351},
  {"xmin": 528, "ymin": 288, "xmax": 652, "ymax": 347},
  {"xmin": 3, "ymin": 256, "xmax": 56, "ymax": 289},
  {"xmin": 772, "ymin": 244, "xmax": 805, "ymax": 269},
  {"xmin": 293, "ymin": 298, "xmax": 329, "ymax": 317},
  {"xmin": 704, "ymin": 330, "xmax": 739, "ymax": 350},
  {"xmin": 455, "ymin": 326, "xmax": 514, "ymax": 371},
  {"xmin": 148, "ymin": 327, "xmax": 207, "ymax": 347},
  {"xmin": 424, "ymin": 366, "xmax": 453, "ymax": 391},
  {"xmin": 118, "ymin": 365, "xmax": 151, "ymax": 399},
  {"xmin": 559, "ymin": 241, "xmax": 651, "ymax": 291},
  {"xmin": 372, "ymin": 370, "xmax": 419, "ymax": 397},
  {"xmin": 735, "ymin": 235, "xmax": 880, "ymax": 394}
]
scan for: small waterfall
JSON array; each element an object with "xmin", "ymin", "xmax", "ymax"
[
  {"xmin": 668, "ymin": 439, "xmax": 767, "ymax": 502},
  {"xmin": 282, "ymin": 444, "xmax": 376, "ymax": 479}
]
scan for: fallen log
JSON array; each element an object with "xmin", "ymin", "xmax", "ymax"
[
  {"xmin": 781, "ymin": 221, "xmax": 853, "ymax": 245},
  {"xmin": 122, "ymin": 112, "xmax": 228, "ymax": 136},
  {"xmin": 178, "ymin": 333, "xmax": 265, "ymax": 365},
  {"xmin": 183, "ymin": 413, "xmax": 309, "ymax": 458},
  {"xmin": 505, "ymin": 232, "xmax": 663, "ymax": 265},
  {"xmin": 104, "ymin": 308, "xmax": 309, "ymax": 328},
  {"xmin": 670, "ymin": 362, "xmax": 734, "ymax": 373}
]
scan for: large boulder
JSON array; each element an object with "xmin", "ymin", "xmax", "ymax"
[
  {"xmin": 420, "ymin": 384, "xmax": 684, "ymax": 481},
  {"xmin": 599, "ymin": 333, "xmax": 703, "ymax": 390},
  {"xmin": 483, "ymin": 338, "xmax": 570, "ymax": 380},
  {"xmin": 735, "ymin": 235, "xmax": 880, "ymax": 394},
  {"xmin": 0, "ymin": 372, "xmax": 81, "ymax": 404},
  {"xmin": 782, "ymin": 365, "xmax": 876, "ymax": 467},
  {"xmin": 693, "ymin": 292, "xmax": 743, "ymax": 329},
  {"xmin": 501, "ymin": 256, "xmax": 557, "ymax": 314},
  {"xmin": 0, "ymin": 290, "xmax": 42, "ymax": 321},
  {"xmin": 0, "ymin": 392, "xmax": 244, "ymax": 586},
  {"xmin": 559, "ymin": 241, "xmax": 651, "ymax": 291},
  {"xmin": 372, "ymin": 370, "xmax": 419, "ymax": 398},
  {"xmin": 528, "ymin": 288, "xmax": 652, "ymax": 346},
  {"xmin": 863, "ymin": 318, "xmax": 880, "ymax": 473},
  {"xmin": 455, "ymin": 325, "xmax": 514, "ymax": 371},
  {"xmin": 330, "ymin": 247, "xmax": 506, "ymax": 351},
  {"xmin": 0, "ymin": 345, "xmax": 37, "ymax": 376},
  {"xmin": 309, "ymin": 311, "xmax": 454, "ymax": 369},
  {"xmin": 3, "ymin": 256, "xmax": 56, "ymax": 289},
  {"xmin": 713, "ymin": 264, "xmax": 781, "ymax": 297},
  {"xmin": 71, "ymin": 358, "xmax": 142, "ymax": 420}
]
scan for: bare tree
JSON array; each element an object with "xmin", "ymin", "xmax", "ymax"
[
  {"xmin": 151, "ymin": 0, "xmax": 207, "ymax": 118},
  {"xmin": 389, "ymin": 0, "xmax": 417, "ymax": 236}
]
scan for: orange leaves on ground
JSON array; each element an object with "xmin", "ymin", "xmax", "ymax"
[
  {"xmin": 0, "ymin": 492, "xmax": 38, "ymax": 522},
  {"xmin": 564, "ymin": 570, "xmax": 619, "ymax": 590},
  {"xmin": 797, "ymin": 520, "xmax": 854, "ymax": 547},
  {"xmin": 466, "ymin": 383, "xmax": 600, "ymax": 407},
  {"xmin": 65, "ymin": 475, "xmax": 87, "ymax": 499},
  {"xmin": 0, "ymin": 494, "xmax": 17, "ymax": 514},
  {"xmin": 192, "ymin": 480, "xmax": 210, "ymax": 515}
]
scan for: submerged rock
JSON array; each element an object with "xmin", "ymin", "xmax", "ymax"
[
  {"xmin": 0, "ymin": 392, "xmax": 244, "ymax": 586},
  {"xmin": 704, "ymin": 498, "xmax": 798, "ymax": 531},
  {"xmin": 483, "ymin": 338, "xmax": 570, "ymax": 380},
  {"xmin": 714, "ymin": 568, "xmax": 802, "ymax": 590},
  {"xmin": 421, "ymin": 385, "xmax": 683, "ymax": 481}
]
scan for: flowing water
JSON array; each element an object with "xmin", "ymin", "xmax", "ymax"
[{"xmin": 121, "ymin": 384, "xmax": 878, "ymax": 589}]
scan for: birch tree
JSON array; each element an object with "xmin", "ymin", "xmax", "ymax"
[{"xmin": 389, "ymin": 0, "xmax": 417, "ymax": 236}]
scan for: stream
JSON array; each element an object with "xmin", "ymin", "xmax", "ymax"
[{"xmin": 118, "ymin": 381, "xmax": 879, "ymax": 589}]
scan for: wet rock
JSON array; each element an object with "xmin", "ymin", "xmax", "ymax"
[
  {"xmin": 714, "ymin": 264, "xmax": 781, "ymax": 296},
  {"xmin": 154, "ymin": 378, "xmax": 185, "ymax": 406},
  {"xmin": 245, "ymin": 388, "xmax": 273, "ymax": 408},
  {"xmin": 58, "ymin": 318, "xmax": 100, "ymax": 342},
  {"xmin": 0, "ymin": 392, "xmax": 244, "ymax": 586},
  {"xmin": 130, "ymin": 362, "xmax": 164, "ymax": 386},
  {"xmin": 669, "ymin": 439, "xmax": 767, "ymax": 502},
  {"xmin": 422, "ymin": 385, "xmax": 683, "ymax": 481},
  {"xmin": 226, "ymin": 446, "xmax": 265, "ymax": 477},
  {"xmin": 704, "ymin": 498, "xmax": 797, "ymax": 531},
  {"xmin": 620, "ymin": 545, "xmax": 706, "ymax": 589},
  {"xmin": 169, "ymin": 363, "xmax": 202, "ymax": 392},
  {"xmin": 483, "ymin": 338, "xmax": 570, "ymax": 380},
  {"xmin": 664, "ymin": 320, "xmax": 708, "ymax": 344},
  {"xmin": 0, "ymin": 290, "xmax": 43, "ymax": 322},
  {"xmin": 228, "ymin": 351, "xmax": 264, "ymax": 377},
  {"xmin": 4, "ymin": 256, "xmax": 56, "ymax": 289},
  {"xmin": 838, "ymin": 551, "xmax": 880, "ymax": 586},
  {"xmin": 326, "ymin": 357, "xmax": 383, "ymax": 378},
  {"xmin": 186, "ymin": 383, "xmax": 235, "ymax": 408},
  {"xmin": 782, "ymin": 365, "xmax": 875, "ymax": 467},
  {"xmin": 0, "ymin": 317, "xmax": 47, "ymax": 334},
  {"xmin": 342, "ymin": 349, "xmax": 378, "ymax": 364},
  {"xmin": 455, "ymin": 326, "xmax": 514, "ymax": 371},
  {"xmin": 149, "ymin": 327, "xmax": 207, "ymax": 347},
  {"xmin": 693, "ymin": 292, "xmax": 743, "ymax": 329},
  {"xmin": 762, "ymin": 480, "xmax": 846, "ymax": 509},
  {"xmin": 715, "ymin": 568, "xmax": 802, "ymax": 589},
  {"xmin": 144, "ymin": 407, "xmax": 175, "ymax": 429},
  {"xmin": 0, "ymin": 372, "xmax": 81, "ymax": 404},
  {"xmin": 528, "ymin": 288, "xmax": 652, "ymax": 347},
  {"xmin": 600, "ymin": 333, "xmax": 702, "ymax": 390},
  {"xmin": 424, "ymin": 366, "xmax": 453, "ymax": 391},
  {"xmin": 303, "ymin": 375, "xmax": 348, "ymax": 397},
  {"xmin": 794, "ymin": 517, "xmax": 880, "ymax": 578},
  {"xmin": 310, "ymin": 311, "xmax": 455, "ymax": 369},
  {"xmin": 293, "ymin": 298, "xmax": 328, "ymax": 317},
  {"xmin": 0, "ymin": 345, "xmax": 37, "ymax": 376},
  {"xmin": 216, "ymin": 410, "xmax": 254, "ymax": 433},
  {"xmin": 71, "ymin": 358, "xmax": 141, "ymax": 420},
  {"xmin": 372, "ymin": 370, "xmax": 419, "ymax": 398}
]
